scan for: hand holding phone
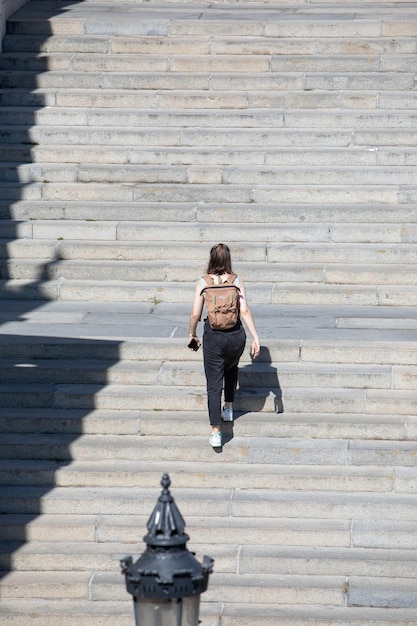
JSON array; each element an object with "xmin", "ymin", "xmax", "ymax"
[{"xmin": 188, "ymin": 338, "xmax": 200, "ymax": 351}]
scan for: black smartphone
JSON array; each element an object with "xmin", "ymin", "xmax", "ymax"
[{"xmin": 188, "ymin": 338, "xmax": 200, "ymax": 351}]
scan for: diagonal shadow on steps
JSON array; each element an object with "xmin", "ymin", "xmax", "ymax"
[
  {"xmin": 217, "ymin": 346, "xmax": 283, "ymax": 448},
  {"xmin": 0, "ymin": 0, "xmax": 124, "ymax": 585},
  {"xmin": 235, "ymin": 345, "xmax": 284, "ymax": 417}
]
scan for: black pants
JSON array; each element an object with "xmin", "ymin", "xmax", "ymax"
[{"xmin": 203, "ymin": 321, "xmax": 246, "ymax": 427}]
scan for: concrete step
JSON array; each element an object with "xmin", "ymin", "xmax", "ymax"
[
  {"xmin": 4, "ymin": 568, "xmax": 417, "ymax": 610},
  {"xmin": 0, "ymin": 380, "xmax": 410, "ymax": 413},
  {"xmin": 2, "ymin": 106, "xmax": 417, "ymax": 129},
  {"xmin": 1, "ymin": 51, "xmax": 416, "ymax": 80},
  {"xmin": 0, "ymin": 336, "xmax": 181, "ymax": 361},
  {"xmin": 0, "ymin": 570, "xmax": 348, "ymax": 605},
  {"xmin": 0, "ymin": 145, "xmax": 416, "ymax": 167},
  {"xmin": 7, "ymin": 0, "xmax": 417, "ymax": 17},
  {"xmin": 5, "ymin": 511, "xmax": 417, "ymax": 551},
  {"xmin": 63, "ymin": 571, "xmax": 417, "ymax": 608},
  {"xmin": 238, "ymin": 545, "xmax": 417, "ymax": 578},
  {"xmin": 5, "ymin": 27, "xmax": 417, "ymax": 54},
  {"xmin": 0, "ymin": 408, "xmax": 141, "ymax": 435},
  {"xmin": 13, "ymin": 181, "xmax": 400, "ymax": 206},
  {"xmin": 4, "ymin": 86, "xmax": 414, "ymax": 111},
  {"xmin": 0, "ymin": 358, "xmax": 164, "ymax": 384},
  {"xmin": 4, "ymin": 218, "xmax": 417, "ymax": 246},
  {"xmin": 3, "ymin": 108, "xmax": 417, "ymax": 135},
  {"xmin": 104, "ymin": 409, "xmax": 417, "ymax": 441},
  {"xmin": 1, "ymin": 599, "xmax": 416, "ymax": 626},
  {"xmin": 7, "ymin": 145, "xmax": 417, "ymax": 167},
  {"xmin": 0, "ymin": 87, "xmax": 57, "ymax": 107},
  {"xmin": 0, "ymin": 143, "xmax": 32, "ymax": 160},
  {"xmin": 0, "ymin": 335, "xmax": 289, "ymax": 362},
  {"xmin": 0, "ymin": 458, "xmax": 400, "ymax": 492},
  {"xmin": 2, "ymin": 200, "xmax": 416, "ymax": 224},
  {"xmin": 0, "ymin": 407, "xmax": 414, "ymax": 441},
  {"xmin": 1, "ymin": 431, "xmax": 417, "ymax": 465},
  {"xmin": 0, "ymin": 569, "xmax": 411, "ymax": 609},
  {"xmin": 3, "ymin": 123, "xmax": 415, "ymax": 153},
  {"xmin": 0, "ymin": 357, "xmax": 403, "ymax": 390},
  {"xmin": 3, "ymin": 240, "xmax": 416, "ymax": 267},
  {"xmin": 2, "ymin": 162, "xmax": 417, "ymax": 186},
  {"xmin": 6, "ymin": 218, "xmax": 417, "ymax": 245},
  {"xmin": 18, "ymin": 297, "xmax": 417, "ymax": 338},
  {"xmin": 4, "ymin": 258, "xmax": 417, "ymax": 288},
  {"xmin": 4, "ymin": 277, "xmax": 417, "ymax": 306},
  {"xmin": 4, "ymin": 510, "xmax": 417, "ymax": 549},
  {"xmin": 3, "ymin": 49, "xmax": 416, "ymax": 74},
  {"xmin": 0, "ymin": 456, "xmax": 415, "ymax": 494},
  {"xmin": 8, "ymin": 146, "xmax": 417, "ymax": 167},
  {"xmin": 5, "ymin": 7, "xmax": 417, "ymax": 40},
  {"xmin": 77, "ymin": 356, "xmax": 417, "ymax": 389},
  {"xmin": 1, "ymin": 532, "xmax": 416, "ymax": 576},
  {"xmin": 0, "ymin": 239, "xmax": 56, "ymax": 260},
  {"xmin": 3, "ymin": 22, "xmax": 414, "ymax": 56}
]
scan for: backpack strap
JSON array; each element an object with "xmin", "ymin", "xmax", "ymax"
[
  {"xmin": 200, "ymin": 273, "xmax": 237, "ymax": 294},
  {"xmin": 200, "ymin": 275, "xmax": 211, "ymax": 294}
]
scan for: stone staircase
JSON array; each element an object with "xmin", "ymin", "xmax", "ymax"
[
  {"xmin": 1, "ymin": 0, "xmax": 417, "ymax": 306},
  {"xmin": 1, "ymin": 1, "xmax": 417, "ymax": 624}
]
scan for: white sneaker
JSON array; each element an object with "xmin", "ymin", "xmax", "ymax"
[
  {"xmin": 222, "ymin": 406, "xmax": 233, "ymax": 422},
  {"xmin": 209, "ymin": 432, "xmax": 222, "ymax": 448}
]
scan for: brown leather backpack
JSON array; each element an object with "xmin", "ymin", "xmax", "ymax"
[{"xmin": 200, "ymin": 274, "xmax": 241, "ymax": 330}]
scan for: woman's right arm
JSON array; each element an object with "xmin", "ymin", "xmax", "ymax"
[{"xmin": 188, "ymin": 280, "xmax": 204, "ymax": 348}]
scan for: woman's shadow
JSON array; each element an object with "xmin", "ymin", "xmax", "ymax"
[{"xmin": 221, "ymin": 346, "xmax": 283, "ymax": 446}]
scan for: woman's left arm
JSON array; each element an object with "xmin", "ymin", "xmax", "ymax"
[
  {"xmin": 238, "ymin": 280, "xmax": 260, "ymax": 358},
  {"xmin": 188, "ymin": 280, "xmax": 204, "ymax": 347}
]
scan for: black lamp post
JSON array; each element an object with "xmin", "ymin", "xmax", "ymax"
[{"xmin": 121, "ymin": 473, "xmax": 213, "ymax": 626}]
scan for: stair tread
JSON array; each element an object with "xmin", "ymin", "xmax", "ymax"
[{"xmin": 1, "ymin": 597, "xmax": 415, "ymax": 621}]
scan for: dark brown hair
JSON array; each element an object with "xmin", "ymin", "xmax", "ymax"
[{"xmin": 206, "ymin": 243, "xmax": 233, "ymax": 275}]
